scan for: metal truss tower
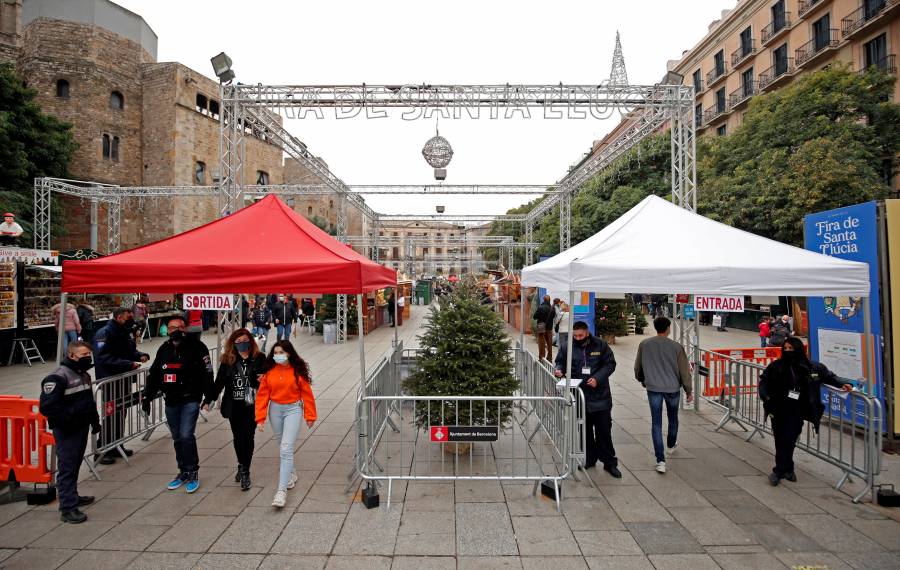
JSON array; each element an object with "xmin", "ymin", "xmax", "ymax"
[{"xmin": 609, "ymin": 31, "xmax": 628, "ymax": 87}]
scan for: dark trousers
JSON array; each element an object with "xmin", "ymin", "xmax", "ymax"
[
  {"xmin": 52, "ymin": 425, "xmax": 89, "ymax": 511},
  {"xmin": 100, "ymin": 378, "xmax": 130, "ymax": 454},
  {"xmin": 537, "ymin": 329, "xmax": 553, "ymax": 362},
  {"xmin": 771, "ymin": 412, "xmax": 804, "ymax": 476},
  {"xmin": 647, "ymin": 391, "xmax": 680, "ymax": 463},
  {"xmin": 585, "ymin": 408, "xmax": 618, "ymax": 468},
  {"xmin": 165, "ymin": 401, "xmax": 200, "ymax": 474},
  {"xmin": 228, "ymin": 404, "xmax": 257, "ymax": 469}
]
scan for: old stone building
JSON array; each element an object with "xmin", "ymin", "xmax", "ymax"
[
  {"xmin": 0, "ymin": 0, "xmax": 349, "ymax": 251},
  {"xmin": 377, "ymin": 221, "xmax": 491, "ymax": 276}
]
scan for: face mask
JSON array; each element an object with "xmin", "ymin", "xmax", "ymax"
[
  {"xmin": 123, "ymin": 318, "xmax": 135, "ymax": 330},
  {"xmin": 169, "ymin": 330, "xmax": 186, "ymax": 343},
  {"xmin": 575, "ymin": 336, "xmax": 589, "ymax": 346},
  {"xmin": 235, "ymin": 341, "xmax": 251, "ymax": 353},
  {"xmin": 782, "ymin": 351, "xmax": 799, "ymax": 363},
  {"xmin": 273, "ymin": 354, "xmax": 289, "ymax": 364},
  {"xmin": 69, "ymin": 355, "xmax": 93, "ymax": 372}
]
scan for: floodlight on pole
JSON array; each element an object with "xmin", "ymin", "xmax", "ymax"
[{"xmin": 210, "ymin": 52, "xmax": 235, "ymax": 83}]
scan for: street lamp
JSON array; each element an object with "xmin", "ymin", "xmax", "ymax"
[{"xmin": 210, "ymin": 52, "xmax": 235, "ymax": 83}]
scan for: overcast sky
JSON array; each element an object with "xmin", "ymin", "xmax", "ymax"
[{"xmin": 115, "ymin": 0, "xmax": 730, "ymax": 216}]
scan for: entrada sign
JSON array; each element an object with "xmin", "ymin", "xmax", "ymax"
[
  {"xmin": 184, "ymin": 294, "xmax": 234, "ymax": 311},
  {"xmin": 430, "ymin": 425, "xmax": 499, "ymax": 443},
  {"xmin": 694, "ymin": 295, "xmax": 745, "ymax": 313}
]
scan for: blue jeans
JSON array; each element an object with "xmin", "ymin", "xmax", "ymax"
[
  {"xmin": 268, "ymin": 401, "xmax": 302, "ymax": 490},
  {"xmin": 760, "ymin": 336, "xmax": 768, "ymax": 348},
  {"xmin": 165, "ymin": 401, "xmax": 200, "ymax": 474},
  {"xmin": 647, "ymin": 391, "xmax": 680, "ymax": 463},
  {"xmin": 276, "ymin": 323, "xmax": 292, "ymax": 340},
  {"xmin": 63, "ymin": 330, "xmax": 78, "ymax": 353}
]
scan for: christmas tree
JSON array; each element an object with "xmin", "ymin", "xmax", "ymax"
[
  {"xmin": 595, "ymin": 298, "xmax": 628, "ymax": 339},
  {"xmin": 404, "ymin": 276, "xmax": 518, "ymax": 428}
]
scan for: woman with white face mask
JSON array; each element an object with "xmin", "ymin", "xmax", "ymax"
[{"xmin": 255, "ymin": 340, "xmax": 317, "ymax": 507}]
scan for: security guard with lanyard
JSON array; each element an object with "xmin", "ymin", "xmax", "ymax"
[{"xmin": 39, "ymin": 340, "xmax": 101, "ymax": 523}]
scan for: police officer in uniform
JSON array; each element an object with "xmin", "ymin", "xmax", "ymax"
[
  {"xmin": 143, "ymin": 317, "xmax": 215, "ymax": 493},
  {"xmin": 554, "ymin": 321, "xmax": 621, "ymax": 478},
  {"xmin": 39, "ymin": 341, "xmax": 101, "ymax": 523},
  {"xmin": 93, "ymin": 307, "xmax": 149, "ymax": 464}
]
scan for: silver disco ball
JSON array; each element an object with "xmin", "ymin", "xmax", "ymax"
[{"xmin": 422, "ymin": 133, "xmax": 454, "ymax": 168}]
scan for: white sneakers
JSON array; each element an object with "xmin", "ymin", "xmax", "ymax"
[
  {"xmin": 272, "ymin": 472, "xmax": 298, "ymax": 508},
  {"xmin": 656, "ymin": 461, "xmax": 667, "ymax": 474}
]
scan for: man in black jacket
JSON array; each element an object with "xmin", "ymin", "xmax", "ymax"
[
  {"xmin": 532, "ymin": 295, "xmax": 556, "ymax": 362},
  {"xmin": 93, "ymin": 307, "xmax": 149, "ymax": 464},
  {"xmin": 143, "ymin": 317, "xmax": 214, "ymax": 494},
  {"xmin": 39, "ymin": 341, "xmax": 101, "ymax": 523},
  {"xmin": 273, "ymin": 294, "xmax": 297, "ymax": 340},
  {"xmin": 554, "ymin": 321, "xmax": 621, "ymax": 477}
]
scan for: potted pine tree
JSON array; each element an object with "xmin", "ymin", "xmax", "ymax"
[
  {"xmin": 595, "ymin": 299, "xmax": 628, "ymax": 344},
  {"xmin": 404, "ymin": 277, "xmax": 518, "ymax": 454}
]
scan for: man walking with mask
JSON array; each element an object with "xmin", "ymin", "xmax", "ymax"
[
  {"xmin": 554, "ymin": 321, "xmax": 620, "ymax": 477},
  {"xmin": 273, "ymin": 295, "xmax": 297, "ymax": 341},
  {"xmin": 143, "ymin": 317, "xmax": 215, "ymax": 493},
  {"xmin": 39, "ymin": 341, "xmax": 101, "ymax": 523},
  {"xmin": 93, "ymin": 307, "xmax": 149, "ymax": 464}
]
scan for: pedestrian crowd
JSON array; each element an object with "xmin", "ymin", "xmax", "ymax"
[{"xmin": 40, "ymin": 306, "xmax": 318, "ymax": 524}]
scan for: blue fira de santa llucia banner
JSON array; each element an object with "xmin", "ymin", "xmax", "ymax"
[{"xmin": 803, "ymin": 202, "xmax": 883, "ymax": 427}]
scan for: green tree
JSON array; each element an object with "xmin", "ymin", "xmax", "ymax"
[
  {"xmin": 595, "ymin": 299, "xmax": 628, "ymax": 338},
  {"xmin": 0, "ymin": 64, "xmax": 77, "ymax": 243},
  {"xmin": 699, "ymin": 63, "xmax": 899, "ymax": 245},
  {"xmin": 404, "ymin": 276, "xmax": 518, "ymax": 428}
]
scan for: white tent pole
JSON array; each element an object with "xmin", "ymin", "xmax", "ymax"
[
  {"xmin": 393, "ymin": 287, "xmax": 398, "ymax": 347},
  {"xmin": 862, "ymin": 296, "xmax": 874, "ymax": 397},
  {"xmin": 519, "ymin": 288, "xmax": 525, "ymax": 351},
  {"xmin": 357, "ymin": 293, "xmax": 368, "ymax": 477},
  {"xmin": 565, "ymin": 291, "xmax": 575, "ymax": 406},
  {"xmin": 55, "ymin": 292, "xmax": 68, "ymax": 362}
]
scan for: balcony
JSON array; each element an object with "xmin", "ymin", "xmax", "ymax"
[
  {"xmin": 858, "ymin": 54, "xmax": 897, "ymax": 76},
  {"xmin": 795, "ymin": 29, "xmax": 841, "ymax": 67},
  {"xmin": 706, "ymin": 65, "xmax": 728, "ymax": 88},
  {"xmin": 692, "ymin": 79, "xmax": 705, "ymax": 94},
  {"xmin": 759, "ymin": 58, "xmax": 796, "ymax": 90},
  {"xmin": 728, "ymin": 81, "xmax": 757, "ymax": 110},
  {"xmin": 798, "ymin": 0, "xmax": 827, "ymax": 19},
  {"xmin": 842, "ymin": 0, "xmax": 900, "ymax": 39},
  {"xmin": 703, "ymin": 105, "xmax": 729, "ymax": 125},
  {"xmin": 762, "ymin": 12, "xmax": 792, "ymax": 45},
  {"xmin": 731, "ymin": 40, "xmax": 757, "ymax": 68}
]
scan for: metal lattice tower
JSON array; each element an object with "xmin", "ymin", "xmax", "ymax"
[{"xmin": 609, "ymin": 31, "xmax": 628, "ymax": 87}]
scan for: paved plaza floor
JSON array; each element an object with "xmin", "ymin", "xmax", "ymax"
[{"xmin": 1, "ymin": 305, "xmax": 899, "ymax": 569}]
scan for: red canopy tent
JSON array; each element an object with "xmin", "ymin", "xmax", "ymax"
[
  {"xmin": 61, "ymin": 194, "xmax": 396, "ymax": 294},
  {"xmin": 54, "ymin": 194, "xmax": 398, "ymax": 406}
]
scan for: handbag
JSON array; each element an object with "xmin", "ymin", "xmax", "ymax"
[{"xmin": 536, "ymin": 322, "xmax": 547, "ymax": 334}]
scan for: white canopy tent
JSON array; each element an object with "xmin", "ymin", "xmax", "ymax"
[{"xmin": 521, "ymin": 195, "xmax": 873, "ymax": 400}]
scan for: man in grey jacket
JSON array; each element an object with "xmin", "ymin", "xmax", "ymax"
[{"xmin": 634, "ymin": 316, "xmax": 694, "ymax": 473}]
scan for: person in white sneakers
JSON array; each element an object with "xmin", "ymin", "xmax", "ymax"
[
  {"xmin": 255, "ymin": 340, "xmax": 317, "ymax": 507},
  {"xmin": 634, "ymin": 316, "xmax": 693, "ymax": 474}
]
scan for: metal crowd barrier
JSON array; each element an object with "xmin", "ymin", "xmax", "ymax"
[
  {"xmin": 696, "ymin": 347, "xmax": 883, "ymax": 503},
  {"xmin": 354, "ymin": 343, "xmax": 574, "ymax": 511},
  {"xmin": 84, "ymin": 346, "xmax": 219, "ymax": 480}
]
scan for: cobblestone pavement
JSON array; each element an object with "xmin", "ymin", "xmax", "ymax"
[{"xmin": 0, "ymin": 305, "xmax": 898, "ymax": 569}]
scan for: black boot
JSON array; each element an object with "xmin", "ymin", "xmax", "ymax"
[
  {"xmin": 240, "ymin": 467, "xmax": 251, "ymax": 491},
  {"xmin": 60, "ymin": 509, "xmax": 87, "ymax": 524},
  {"xmin": 235, "ymin": 464, "xmax": 242, "ymax": 483}
]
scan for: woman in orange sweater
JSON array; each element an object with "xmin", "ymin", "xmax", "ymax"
[{"xmin": 255, "ymin": 340, "xmax": 317, "ymax": 508}]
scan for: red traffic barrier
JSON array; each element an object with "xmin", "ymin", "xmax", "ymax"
[{"xmin": 0, "ymin": 395, "xmax": 55, "ymax": 484}]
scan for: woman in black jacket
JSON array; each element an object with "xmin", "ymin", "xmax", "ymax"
[
  {"xmin": 204, "ymin": 328, "xmax": 266, "ymax": 490},
  {"xmin": 758, "ymin": 336, "xmax": 852, "ymax": 486}
]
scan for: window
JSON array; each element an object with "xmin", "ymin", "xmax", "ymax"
[
  {"xmin": 196, "ymin": 93, "xmax": 208, "ymax": 114},
  {"xmin": 865, "ymin": 0, "xmax": 886, "ymax": 20},
  {"xmin": 307, "ymin": 206, "xmax": 313, "ymax": 216},
  {"xmin": 208, "ymin": 99, "xmax": 220, "ymax": 119},
  {"xmin": 717, "ymin": 124, "xmax": 727, "ymax": 136},
  {"xmin": 436, "ymin": 247, "xmax": 442, "ymax": 254},
  {"xmin": 715, "ymin": 87, "xmax": 726, "ymax": 112},
  {"xmin": 813, "ymin": 14, "xmax": 831, "ymax": 51},
  {"xmin": 742, "ymin": 67, "xmax": 754, "ymax": 95},
  {"xmin": 774, "ymin": 43, "xmax": 789, "ymax": 75},
  {"xmin": 329, "ymin": 200, "xmax": 334, "ymax": 209},
  {"xmin": 695, "ymin": 103, "xmax": 702, "ymax": 127},
  {"xmin": 256, "ymin": 170, "xmax": 269, "ymax": 185},
  {"xmin": 195, "ymin": 161, "xmax": 206, "ymax": 184},
  {"xmin": 692, "ymin": 69, "xmax": 702, "ymax": 89},
  {"xmin": 392, "ymin": 247, "xmax": 399, "ymax": 259},
  {"xmin": 102, "ymin": 134, "xmax": 110, "ymax": 159},
  {"xmin": 111, "ymin": 136, "xmax": 119, "ymax": 161},
  {"xmin": 110, "ymin": 90, "xmax": 124, "ymax": 110},
  {"xmin": 714, "ymin": 50, "xmax": 725, "ymax": 76},
  {"xmin": 772, "ymin": 0, "xmax": 786, "ymax": 32},
  {"xmin": 864, "ymin": 33, "xmax": 888, "ymax": 69},
  {"xmin": 739, "ymin": 26, "xmax": 753, "ymax": 57},
  {"xmin": 56, "ymin": 79, "xmax": 70, "ymax": 98},
  {"xmin": 422, "ymin": 247, "xmax": 429, "ymax": 254}
]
